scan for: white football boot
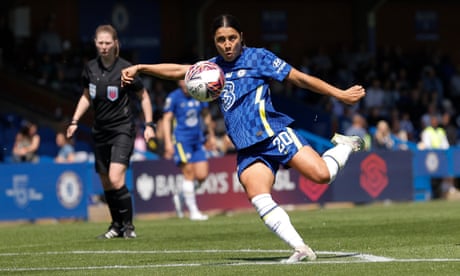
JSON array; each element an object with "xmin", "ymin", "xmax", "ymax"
[
  {"xmin": 331, "ymin": 133, "xmax": 365, "ymax": 152},
  {"xmin": 282, "ymin": 245, "xmax": 317, "ymax": 264}
]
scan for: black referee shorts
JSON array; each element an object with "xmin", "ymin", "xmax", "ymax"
[{"xmin": 94, "ymin": 133, "xmax": 134, "ymax": 174}]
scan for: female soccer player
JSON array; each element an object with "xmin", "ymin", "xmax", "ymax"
[
  {"xmin": 121, "ymin": 14, "xmax": 365, "ymax": 262},
  {"xmin": 68, "ymin": 24, "xmax": 155, "ymax": 239},
  {"xmin": 163, "ymin": 79, "xmax": 215, "ymax": 220}
]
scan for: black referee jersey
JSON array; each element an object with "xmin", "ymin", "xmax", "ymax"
[{"xmin": 82, "ymin": 57, "xmax": 145, "ymax": 140}]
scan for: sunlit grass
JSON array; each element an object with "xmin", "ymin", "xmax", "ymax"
[{"xmin": 0, "ymin": 200, "xmax": 459, "ymax": 275}]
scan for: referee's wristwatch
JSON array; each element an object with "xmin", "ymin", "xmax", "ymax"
[{"xmin": 145, "ymin": 122, "xmax": 156, "ymax": 132}]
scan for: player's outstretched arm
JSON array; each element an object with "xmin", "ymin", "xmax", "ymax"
[
  {"xmin": 122, "ymin": 64, "xmax": 190, "ymax": 85},
  {"xmin": 286, "ymin": 67, "xmax": 365, "ymax": 105}
]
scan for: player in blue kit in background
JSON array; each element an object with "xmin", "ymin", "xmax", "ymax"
[
  {"xmin": 122, "ymin": 14, "xmax": 365, "ymax": 263},
  {"xmin": 163, "ymin": 79, "xmax": 215, "ymax": 220}
]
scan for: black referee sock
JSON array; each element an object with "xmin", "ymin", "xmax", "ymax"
[
  {"xmin": 104, "ymin": 189, "xmax": 121, "ymax": 227},
  {"xmin": 113, "ymin": 185, "xmax": 134, "ymax": 227}
]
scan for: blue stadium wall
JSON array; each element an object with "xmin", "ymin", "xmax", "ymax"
[{"xmin": 1, "ymin": 148, "xmax": 459, "ymax": 221}]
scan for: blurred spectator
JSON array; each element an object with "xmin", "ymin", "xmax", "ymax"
[
  {"xmin": 291, "ymin": 55, "xmax": 313, "ymax": 101},
  {"xmin": 421, "ymin": 66, "xmax": 444, "ymax": 108},
  {"xmin": 352, "ymin": 42, "xmax": 373, "ymax": 71},
  {"xmin": 131, "ymin": 126, "xmax": 148, "ymax": 161},
  {"xmin": 149, "ymin": 80, "xmax": 169, "ymax": 113},
  {"xmin": 36, "ymin": 53, "xmax": 57, "ymax": 86},
  {"xmin": 440, "ymin": 111, "xmax": 458, "ymax": 146},
  {"xmin": 382, "ymin": 78, "xmax": 399, "ymax": 110},
  {"xmin": 449, "ymin": 64, "xmax": 460, "ymax": 105},
  {"xmin": 418, "ymin": 114, "xmax": 449, "ymax": 150},
  {"xmin": 12, "ymin": 121, "xmax": 40, "ymax": 163},
  {"xmin": 418, "ymin": 114, "xmax": 452, "ymax": 199},
  {"xmin": 403, "ymin": 87, "xmax": 425, "ymax": 131},
  {"xmin": 399, "ymin": 111, "xmax": 416, "ymax": 142},
  {"xmin": 310, "ymin": 46, "xmax": 332, "ymax": 78},
  {"xmin": 362, "ymin": 77, "xmax": 385, "ymax": 122},
  {"xmin": 389, "ymin": 110, "xmax": 410, "ymax": 150},
  {"xmin": 328, "ymin": 97, "xmax": 346, "ymax": 119},
  {"xmin": 420, "ymin": 103, "xmax": 440, "ymax": 130},
  {"xmin": 345, "ymin": 113, "xmax": 371, "ymax": 150},
  {"xmin": 364, "ymin": 78, "xmax": 385, "ymax": 112},
  {"xmin": 371, "ymin": 120, "xmax": 394, "ymax": 150},
  {"xmin": 366, "ymin": 106, "xmax": 387, "ymax": 129},
  {"xmin": 334, "ymin": 43, "xmax": 354, "ymax": 73},
  {"xmin": 35, "ymin": 14, "xmax": 62, "ymax": 86},
  {"xmin": 36, "ymin": 14, "xmax": 62, "ymax": 59},
  {"xmin": 55, "ymin": 131, "xmax": 75, "ymax": 163},
  {"xmin": 395, "ymin": 67, "xmax": 411, "ymax": 92},
  {"xmin": 214, "ymin": 134, "xmax": 235, "ymax": 155}
]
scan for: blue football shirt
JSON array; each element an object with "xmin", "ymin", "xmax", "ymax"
[
  {"xmin": 163, "ymin": 88, "xmax": 209, "ymax": 144},
  {"xmin": 211, "ymin": 47, "xmax": 294, "ymax": 150}
]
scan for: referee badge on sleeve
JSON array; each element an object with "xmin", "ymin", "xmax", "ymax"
[
  {"xmin": 107, "ymin": 86, "xmax": 119, "ymax": 101},
  {"xmin": 89, "ymin": 83, "xmax": 96, "ymax": 99}
]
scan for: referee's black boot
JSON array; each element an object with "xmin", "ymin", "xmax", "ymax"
[{"xmin": 121, "ymin": 223, "xmax": 136, "ymax": 239}]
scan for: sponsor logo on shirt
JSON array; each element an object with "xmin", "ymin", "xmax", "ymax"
[
  {"xmin": 222, "ymin": 81, "xmax": 236, "ymax": 112},
  {"xmin": 237, "ymin": 69, "xmax": 246, "ymax": 77},
  {"xmin": 273, "ymin": 58, "xmax": 287, "ymax": 74}
]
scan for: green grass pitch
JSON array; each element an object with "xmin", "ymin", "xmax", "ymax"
[{"xmin": 0, "ymin": 200, "xmax": 459, "ymax": 275}]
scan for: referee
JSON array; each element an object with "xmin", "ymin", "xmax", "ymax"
[{"xmin": 67, "ymin": 25, "xmax": 155, "ymax": 239}]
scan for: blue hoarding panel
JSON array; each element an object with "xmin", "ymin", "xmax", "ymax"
[
  {"xmin": 0, "ymin": 163, "xmax": 88, "ymax": 220},
  {"xmin": 452, "ymin": 148, "xmax": 460, "ymax": 175},
  {"xmin": 413, "ymin": 150, "xmax": 449, "ymax": 176}
]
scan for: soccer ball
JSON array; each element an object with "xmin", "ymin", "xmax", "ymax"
[{"xmin": 184, "ymin": 61, "xmax": 225, "ymax": 102}]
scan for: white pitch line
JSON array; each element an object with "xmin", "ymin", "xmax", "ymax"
[
  {"xmin": 1, "ymin": 250, "xmax": 459, "ymax": 272},
  {"xmin": 2, "ymin": 259, "xmax": 460, "ymax": 272},
  {"xmin": 0, "ymin": 249, "xmax": 293, "ymax": 256},
  {"xmin": 358, "ymin": 254, "xmax": 395, "ymax": 262}
]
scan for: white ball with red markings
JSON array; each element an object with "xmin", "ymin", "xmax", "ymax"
[{"xmin": 184, "ymin": 61, "xmax": 225, "ymax": 102}]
